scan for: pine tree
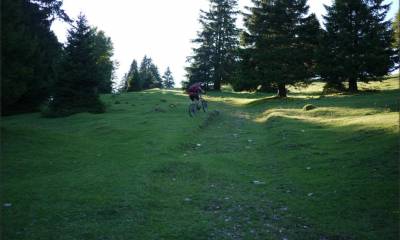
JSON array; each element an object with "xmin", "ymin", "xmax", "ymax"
[
  {"xmin": 47, "ymin": 14, "xmax": 105, "ymax": 117},
  {"xmin": 209, "ymin": 0, "xmax": 240, "ymax": 90},
  {"xmin": 241, "ymin": 0, "xmax": 320, "ymax": 97},
  {"xmin": 30, "ymin": 0, "xmax": 71, "ymax": 22},
  {"xmin": 186, "ymin": 0, "xmax": 240, "ymax": 90},
  {"xmin": 185, "ymin": 28, "xmax": 214, "ymax": 88},
  {"xmin": 317, "ymin": 0, "xmax": 396, "ymax": 92},
  {"xmin": 149, "ymin": 64, "xmax": 162, "ymax": 88},
  {"xmin": 162, "ymin": 67, "xmax": 175, "ymax": 89},
  {"xmin": 119, "ymin": 73, "xmax": 129, "ymax": 92},
  {"xmin": 392, "ymin": 11, "xmax": 399, "ymax": 61},
  {"xmin": 92, "ymin": 29, "xmax": 115, "ymax": 94},
  {"xmin": 126, "ymin": 59, "xmax": 141, "ymax": 91},
  {"xmin": 138, "ymin": 56, "xmax": 162, "ymax": 89},
  {"xmin": 1, "ymin": 0, "xmax": 68, "ymax": 115}
]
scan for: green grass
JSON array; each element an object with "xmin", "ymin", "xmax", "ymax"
[{"xmin": 1, "ymin": 76, "xmax": 399, "ymax": 239}]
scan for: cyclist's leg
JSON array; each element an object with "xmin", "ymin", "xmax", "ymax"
[
  {"xmin": 194, "ymin": 94, "xmax": 201, "ymax": 109},
  {"xmin": 190, "ymin": 94, "xmax": 197, "ymax": 104},
  {"xmin": 201, "ymin": 98, "xmax": 207, "ymax": 112},
  {"xmin": 189, "ymin": 94, "xmax": 196, "ymax": 116}
]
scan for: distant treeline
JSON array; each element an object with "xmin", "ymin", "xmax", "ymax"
[
  {"xmin": 184, "ymin": 0, "xmax": 399, "ymax": 97},
  {"xmin": 118, "ymin": 57, "xmax": 175, "ymax": 92},
  {"xmin": 2, "ymin": 0, "xmax": 116, "ymax": 116}
]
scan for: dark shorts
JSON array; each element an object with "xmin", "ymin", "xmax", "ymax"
[{"xmin": 189, "ymin": 93, "xmax": 199, "ymax": 101}]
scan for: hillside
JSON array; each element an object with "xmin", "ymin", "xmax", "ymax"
[{"xmin": 1, "ymin": 77, "xmax": 399, "ymax": 239}]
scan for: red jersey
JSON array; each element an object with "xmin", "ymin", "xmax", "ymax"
[{"xmin": 188, "ymin": 82, "xmax": 203, "ymax": 95}]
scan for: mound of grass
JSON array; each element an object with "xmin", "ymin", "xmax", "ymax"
[{"xmin": 303, "ymin": 104, "xmax": 317, "ymax": 111}]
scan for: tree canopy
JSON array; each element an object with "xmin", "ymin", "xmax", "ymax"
[
  {"xmin": 1, "ymin": 0, "xmax": 66, "ymax": 115},
  {"xmin": 186, "ymin": 0, "xmax": 240, "ymax": 91},
  {"xmin": 123, "ymin": 56, "xmax": 163, "ymax": 92},
  {"xmin": 46, "ymin": 14, "xmax": 114, "ymax": 117},
  {"xmin": 162, "ymin": 67, "xmax": 175, "ymax": 89},
  {"xmin": 126, "ymin": 60, "xmax": 141, "ymax": 91},
  {"xmin": 392, "ymin": 11, "xmax": 399, "ymax": 62},
  {"xmin": 240, "ymin": 0, "xmax": 321, "ymax": 97},
  {"xmin": 92, "ymin": 29, "xmax": 116, "ymax": 94},
  {"xmin": 317, "ymin": 0, "xmax": 396, "ymax": 92}
]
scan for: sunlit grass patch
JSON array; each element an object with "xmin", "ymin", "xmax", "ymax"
[
  {"xmin": 255, "ymin": 106, "xmax": 398, "ymax": 133},
  {"xmin": 288, "ymin": 81, "xmax": 325, "ymax": 95},
  {"xmin": 205, "ymin": 94, "xmax": 263, "ymax": 106},
  {"xmin": 287, "ymin": 75, "xmax": 398, "ymax": 96},
  {"xmin": 358, "ymin": 75, "xmax": 399, "ymax": 91}
]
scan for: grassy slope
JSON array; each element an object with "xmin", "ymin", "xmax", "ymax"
[{"xmin": 1, "ymin": 77, "xmax": 398, "ymax": 240}]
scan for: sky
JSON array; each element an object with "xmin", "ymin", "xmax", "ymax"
[{"xmin": 51, "ymin": 0, "xmax": 399, "ymax": 88}]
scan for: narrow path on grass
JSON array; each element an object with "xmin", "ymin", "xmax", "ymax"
[{"xmin": 182, "ymin": 101, "xmax": 321, "ymax": 240}]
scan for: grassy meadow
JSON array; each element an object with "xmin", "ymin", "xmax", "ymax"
[{"xmin": 1, "ymin": 76, "xmax": 399, "ymax": 239}]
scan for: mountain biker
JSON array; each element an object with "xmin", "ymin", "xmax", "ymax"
[{"xmin": 187, "ymin": 82, "xmax": 205, "ymax": 108}]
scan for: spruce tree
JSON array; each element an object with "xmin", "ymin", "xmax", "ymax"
[
  {"xmin": 209, "ymin": 0, "xmax": 240, "ymax": 90},
  {"xmin": 392, "ymin": 11, "xmax": 399, "ymax": 64},
  {"xmin": 139, "ymin": 56, "xmax": 162, "ymax": 89},
  {"xmin": 126, "ymin": 59, "xmax": 141, "ymax": 91},
  {"xmin": 162, "ymin": 67, "xmax": 175, "ymax": 89},
  {"xmin": 186, "ymin": 0, "xmax": 239, "ymax": 90},
  {"xmin": 185, "ymin": 28, "xmax": 214, "ymax": 88},
  {"xmin": 1, "ymin": 0, "xmax": 68, "ymax": 115},
  {"xmin": 149, "ymin": 64, "xmax": 162, "ymax": 88},
  {"xmin": 317, "ymin": 0, "xmax": 396, "ymax": 92},
  {"xmin": 48, "ymin": 14, "xmax": 105, "ymax": 117},
  {"xmin": 241, "ymin": 0, "xmax": 320, "ymax": 97},
  {"xmin": 139, "ymin": 56, "xmax": 152, "ymax": 89},
  {"xmin": 119, "ymin": 74, "xmax": 129, "ymax": 92},
  {"xmin": 92, "ymin": 29, "xmax": 115, "ymax": 94}
]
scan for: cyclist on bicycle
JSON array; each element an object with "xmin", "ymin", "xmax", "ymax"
[{"xmin": 187, "ymin": 82, "xmax": 205, "ymax": 109}]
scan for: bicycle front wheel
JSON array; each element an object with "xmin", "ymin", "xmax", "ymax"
[
  {"xmin": 188, "ymin": 103, "xmax": 197, "ymax": 117},
  {"xmin": 201, "ymin": 100, "xmax": 208, "ymax": 112}
]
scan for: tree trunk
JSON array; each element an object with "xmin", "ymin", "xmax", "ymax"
[
  {"xmin": 277, "ymin": 83, "xmax": 287, "ymax": 98},
  {"xmin": 214, "ymin": 77, "xmax": 221, "ymax": 91},
  {"xmin": 348, "ymin": 77, "xmax": 358, "ymax": 92}
]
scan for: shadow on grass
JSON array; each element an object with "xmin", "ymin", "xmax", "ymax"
[{"xmin": 242, "ymin": 88, "xmax": 399, "ymax": 113}]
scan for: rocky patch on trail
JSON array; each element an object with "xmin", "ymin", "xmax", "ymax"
[
  {"xmin": 199, "ymin": 110, "xmax": 221, "ymax": 129},
  {"xmin": 203, "ymin": 194, "xmax": 317, "ymax": 240},
  {"xmin": 148, "ymin": 102, "xmax": 179, "ymax": 113},
  {"xmin": 154, "ymin": 107, "xmax": 166, "ymax": 113}
]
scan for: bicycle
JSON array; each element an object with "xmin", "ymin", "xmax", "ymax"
[{"xmin": 188, "ymin": 95, "xmax": 208, "ymax": 117}]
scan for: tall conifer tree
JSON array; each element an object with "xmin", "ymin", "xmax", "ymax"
[
  {"xmin": 185, "ymin": 29, "xmax": 214, "ymax": 88},
  {"xmin": 393, "ymin": 12, "xmax": 400, "ymax": 50},
  {"xmin": 186, "ymin": 0, "xmax": 239, "ymax": 90},
  {"xmin": 1, "ymin": 0, "xmax": 69, "ymax": 115},
  {"xmin": 138, "ymin": 56, "xmax": 162, "ymax": 90},
  {"xmin": 241, "ymin": 0, "xmax": 320, "ymax": 97},
  {"xmin": 162, "ymin": 67, "xmax": 175, "ymax": 89},
  {"xmin": 92, "ymin": 29, "xmax": 115, "ymax": 94},
  {"xmin": 127, "ymin": 59, "xmax": 141, "ymax": 91},
  {"xmin": 317, "ymin": 0, "xmax": 396, "ymax": 92},
  {"xmin": 48, "ymin": 14, "xmax": 105, "ymax": 116}
]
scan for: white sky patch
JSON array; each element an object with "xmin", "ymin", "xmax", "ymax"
[{"xmin": 51, "ymin": 0, "xmax": 398, "ymax": 87}]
